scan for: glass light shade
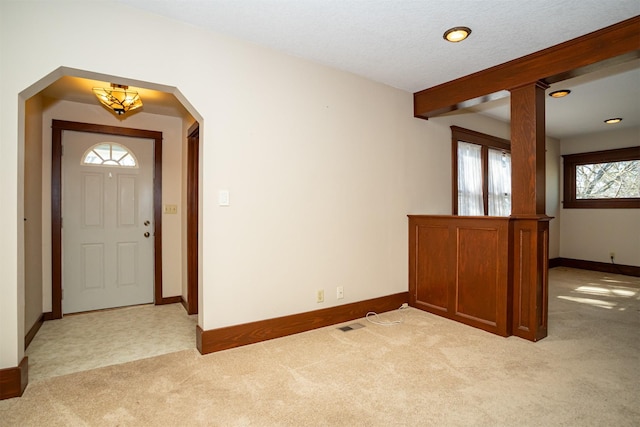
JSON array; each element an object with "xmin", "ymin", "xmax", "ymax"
[
  {"xmin": 92, "ymin": 85, "xmax": 143, "ymax": 115},
  {"xmin": 444, "ymin": 27, "xmax": 471, "ymax": 43},
  {"xmin": 604, "ymin": 118, "xmax": 622, "ymax": 124},
  {"xmin": 549, "ymin": 89, "xmax": 571, "ymax": 98}
]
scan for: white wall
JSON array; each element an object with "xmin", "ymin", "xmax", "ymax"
[
  {"xmin": 0, "ymin": 0, "xmax": 515, "ymax": 369},
  {"xmin": 560, "ymin": 127, "xmax": 640, "ymax": 266},
  {"xmin": 40, "ymin": 100, "xmax": 185, "ymax": 312}
]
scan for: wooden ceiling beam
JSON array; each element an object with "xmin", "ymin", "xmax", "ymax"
[{"xmin": 413, "ymin": 16, "xmax": 640, "ymax": 119}]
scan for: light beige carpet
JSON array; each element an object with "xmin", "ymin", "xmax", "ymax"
[{"xmin": 1, "ymin": 267, "xmax": 638, "ymax": 426}]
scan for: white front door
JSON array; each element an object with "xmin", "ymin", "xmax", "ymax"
[{"xmin": 62, "ymin": 131, "xmax": 154, "ymax": 314}]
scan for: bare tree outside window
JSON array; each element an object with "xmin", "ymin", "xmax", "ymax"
[
  {"xmin": 576, "ymin": 160, "xmax": 640, "ymax": 199},
  {"xmin": 563, "ymin": 147, "xmax": 640, "ymax": 209}
]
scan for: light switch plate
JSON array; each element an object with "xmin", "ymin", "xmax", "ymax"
[
  {"xmin": 163, "ymin": 204, "xmax": 178, "ymax": 214},
  {"xmin": 218, "ymin": 190, "xmax": 230, "ymax": 206}
]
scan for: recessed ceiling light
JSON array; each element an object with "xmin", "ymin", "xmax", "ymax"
[
  {"xmin": 604, "ymin": 118, "xmax": 623, "ymax": 124},
  {"xmin": 443, "ymin": 26, "xmax": 471, "ymax": 43},
  {"xmin": 549, "ymin": 89, "xmax": 571, "ymax": 98}
]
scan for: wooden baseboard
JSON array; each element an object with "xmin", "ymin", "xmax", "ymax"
[
  {"xmin": 197, "ymin": 292, "xmax": 409, "ymax": 354},
  {"xmin": 24, "ymin": 314, "xmax": 45, "ymax": 350},
  {"xmin": 157, "ymin": 296, "xmax": 182, "ymax": 305},
  {"xmin": 181, "ymin": 297, "xmax": 189, "ymax": 312},
  {"xmin": 550, "ymin": 257, "xmax": 640, "ymax": 277},
  {"xmin": 548, "ymin": 257, "xmax": 563, "ymax": 269},
  {"xmin": 0, "ymin": 357, "xmax": 28, "ymax": 400}
]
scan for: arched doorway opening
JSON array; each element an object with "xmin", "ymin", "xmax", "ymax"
[{"xmin": 21, "ymin": 67, "xmax": 203, "ymax": 380}]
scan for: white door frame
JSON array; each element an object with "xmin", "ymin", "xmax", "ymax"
[{"xmin": 51, "ymin": 120, "xmax": 164, "ymax": 319}]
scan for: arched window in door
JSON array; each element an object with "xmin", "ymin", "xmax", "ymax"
[{"xmin": 81, "ymin": 142, "xmax": 138, "ymax": 168}]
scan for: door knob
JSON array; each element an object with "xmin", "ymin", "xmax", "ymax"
[{"xmin": 144, "ymin": 232, "xmax": 150, "ymax": 238}]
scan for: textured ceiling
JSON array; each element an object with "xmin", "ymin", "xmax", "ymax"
[
  {"xmin": 117, "ymin": 0, "xmax": 639, "ymax": 92},
  {"xmin": 46, "ymin": 1, "xmax": 640, "ymax": 139}
]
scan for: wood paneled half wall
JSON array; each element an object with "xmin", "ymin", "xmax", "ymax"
[
  {"xmin": 408, "ymin": 215, "xmax": 511, "ymax": 336},
  {"xmin": 408, "ymin": 215, "xmax": 550, "ymax": 341}
]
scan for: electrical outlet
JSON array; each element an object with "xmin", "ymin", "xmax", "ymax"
[
  {"xmin": 316, "ymin": 289, "xmax": 324, "ymax": 303},
  {"xmin": 336, "ymin": 286, "xmax": 344, "ymax": 299}
]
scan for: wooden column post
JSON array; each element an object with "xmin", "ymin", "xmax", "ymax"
[
  {"xmin": 510, "ymin": 82, "xmax": 548, "ymax": 215},
  {"xmin": 509, "ymin": 81, "xmax": 550, "ymax": 341}
]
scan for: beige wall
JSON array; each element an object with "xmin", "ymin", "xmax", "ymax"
[
  {"xmin": 0, "ymin": 0, "xmax": 545, "ymax": 369},
  {"xmin": 546, "ymin": 136, "xmax": 561, "ymax": 259},
  {"xmin": 24, "ymin": 96, "xmax": 44, "ymax": 335},
  {"xmin": 560, "ymin": 127, "xmax": 640, "ymax": 266}
]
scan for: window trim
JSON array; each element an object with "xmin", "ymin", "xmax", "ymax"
[
  {"xmin": 451, "ymin": 126, "xmax": 511, "ymax": 215},
  {"xmin": 562, "ymin": 146, "xmax": 640, "ymax": 209}
]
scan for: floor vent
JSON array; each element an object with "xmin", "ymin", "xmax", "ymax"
[{"xmin": 338, "ymin": 323, "xmax": 365, "ymax": 332}]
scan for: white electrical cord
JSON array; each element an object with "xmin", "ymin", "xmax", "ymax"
[{"xmin": 365, "ymin": 303, "xmax": 409, "ymax": 326}]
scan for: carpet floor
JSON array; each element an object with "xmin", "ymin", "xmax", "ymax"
[{"xmin": 1, "ymin": 267, "xmax": 638, "ymax": 426}]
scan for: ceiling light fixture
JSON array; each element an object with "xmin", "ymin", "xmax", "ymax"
[
  {"xmin": 443, "ymin": 26, "xmax": 471, "ymax": 43},
  {"xmin": 92, "ymin": 83, "xmax": 143, "ymax": 115},
  {"xmin": 604, "ymin": 117, "xmax": 623, "ymax": 124},
  {"xmin": 549, "ymin": 89, "xmax": 571, "ymax": 98}
]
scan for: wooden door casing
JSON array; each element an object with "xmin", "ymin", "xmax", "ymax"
[
  {"xmin": 186, "ymin": 122, "xmax": 199, "ymax": 315},
  {"xmin": 51, "ymin": 120, "xmax": 163, "ymax": 319}
]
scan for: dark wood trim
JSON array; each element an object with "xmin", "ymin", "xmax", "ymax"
[
  {"xmin": 51, "ymin": 120, "xmax": 163, "ymax": 318},
  {"xmin": 451, "ymin": 126, "xmax": 511, "ymax": 151},
  {"xmin": 481, "ymin": 145, "xmax": 489, "ymax": 215},
  {"xmin": 562, "ymin": 146, "xmax": 640, "ymax": 209},
  {"xmin": 197, "ymin": 292, "xmax": 409, "ymax": 354},
  {"xmin": 451, "ymin": 137, "xmax": 458, "ymax": 214},
  {"xmin": 157, "ymin": 296, "xmax": 183, "ymax": 305},
  {"xmin": 0, "ymin": 357, "xmax": 28, "ymax": 400},
  {"xmin": 24, "ymin": 314, "xmax": 44, "ymax": 350},
  {"xmin": 181, "ymin": 296, "xmax": 189, "ymax": 312},
  {"xmin": 52, "ymin": 120, "xmax": 162, "ymax": 139},
  {"xmin": 153, "ymin": 130, "xmax": 164, "ymax": 306},
  {"xmin": 550, "ymin": 257, "xmax": 640, "ymax": 277},
  {"xmin": 186, "ymin": 122, "xmax": 199, "ymax": 315},
  {"xmin": 548, "ymin": 257, "xmax": 563, "ymax": 269},
  {"xmin": 414, "ymin": 16, "xmax": 640, "ymax": 118},
  {"xmin": 51, "ymin": 124, "xmax": 62, "ymax": 319}
]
